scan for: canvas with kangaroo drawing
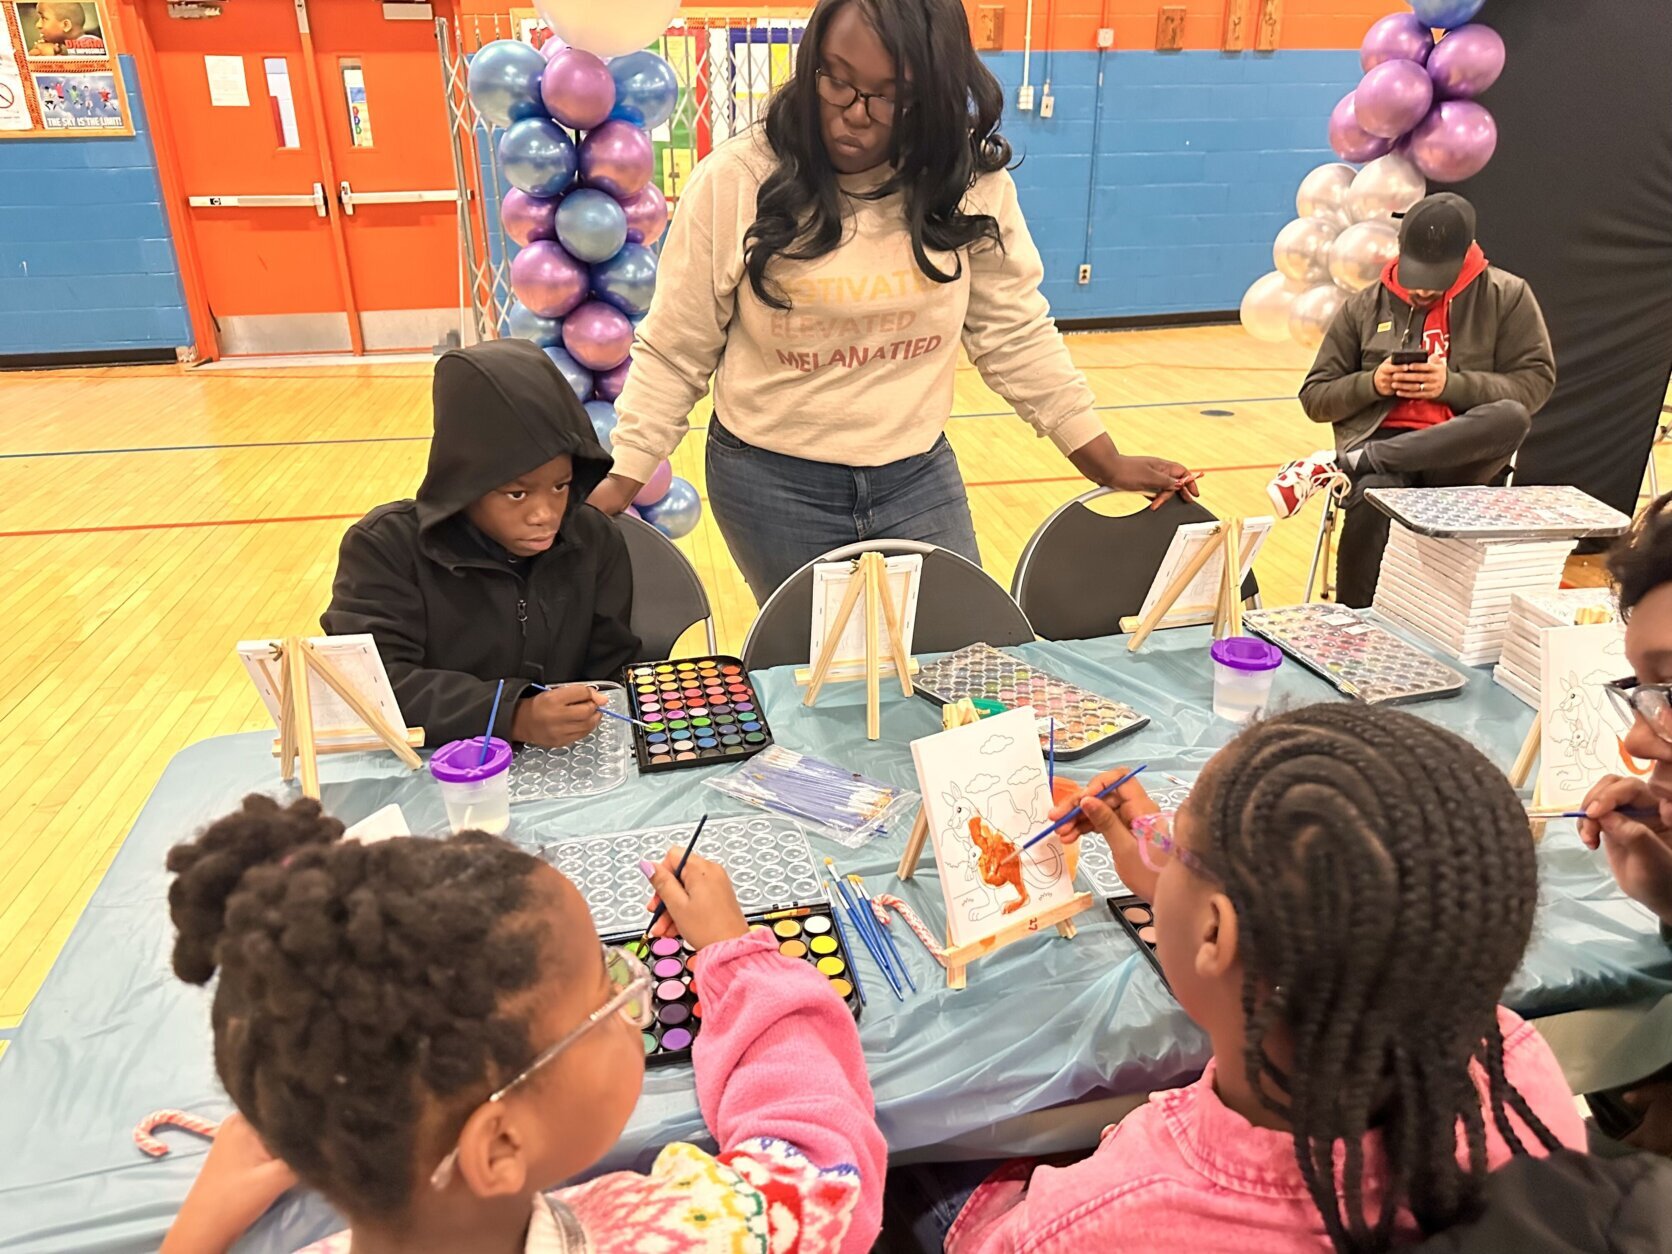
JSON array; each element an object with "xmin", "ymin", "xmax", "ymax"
[
  {"xmin": 1538, "ymin": 622, "xmax": 1641, "ymax": 808},
  {"xmin": 910, "ymin": 706, "xmax": 1079, "ymax": 947}
]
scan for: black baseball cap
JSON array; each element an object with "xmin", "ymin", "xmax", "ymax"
[{"xmin": 1396, "ymin": 192, "xmax": 1477, "ymax": 291}]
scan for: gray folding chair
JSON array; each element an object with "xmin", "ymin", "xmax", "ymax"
[
  {"xmin": 1011, "ymin": 490, "xmax": 1260, "ymax": 641},
  {"xmin": 740, "ymin": 539, "xmax": 1035, "ymax": 673},
  {"xmin": 614, "ymin": 513, "xmax": 717, "ymax": 661}
]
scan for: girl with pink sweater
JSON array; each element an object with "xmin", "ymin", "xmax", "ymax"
[
  {"xmin": 941, "ymin": 703, "xmax": 1586, "ymax": 1254},
  {"xmin": 159, "ymin": 796, "xmax": 885, "ymax": 1254}
]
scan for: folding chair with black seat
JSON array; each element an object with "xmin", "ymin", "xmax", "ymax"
[
  {"xmin": 613, "ymin": 513, "xmax": 717, "ymax": 662},
  {"xmin": 1010, "ymin": 490, "xmax": 1260, "ymax": 642},
  {"xmin": 740, "ymin": 539, "xmax": 1035, "ymax": 673}
]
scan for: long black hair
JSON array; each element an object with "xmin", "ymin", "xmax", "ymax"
[
  {"xmin": 744, "ymin": 0, "xmax": 1012, "ymax": 310},
  {"xmin": 1193, "ymin": 704, "xmax": 1562, "ymax": 1253}
]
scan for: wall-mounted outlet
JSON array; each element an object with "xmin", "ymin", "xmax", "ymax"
[
  {"xmin": 1096, "ymin": 26, "xmax": 1115, "ymax": 48},
  {"xmin": 1077, "ymin": 264, "xmax": 1092, "ymax": 285},
  {"xmin": 1039, "ymin": 90, "xmax": 1055, "ymax": 118},
  {"xmin": 1157, "ymin": 5, "xmax": 1186, "ymax": 51},
  {"xmin": 1017, "ymin": 83, "xmax": 1035, "ymax": 111},
  {"xmin": 975, "ymin": 4, "xmax": 1004, "ymax": 51}
]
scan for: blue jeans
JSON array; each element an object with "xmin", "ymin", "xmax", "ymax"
[{"xmin": 704, "ymin": 416, "xmax": 982, "ymax": 605}]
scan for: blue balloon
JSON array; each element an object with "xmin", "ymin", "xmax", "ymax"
[
  {"xmin": 607, "ymin": 51, "xmax": 679, "ymax": 130},
  {"xmin": 498, "ymin": 118, "xmax": 577, "ymax": 198},
  {"xmin": 555, "ymin": 188, "xmax": 628, "ymax": 264},
  {"xmin": 1410, "ymin": 0, "xmax": 1486, "ymax": 29},
  {"xmin": 543, "ymin": 344, "xmax": 594, "ymax": 400},
  {"xmin": 591, "ymin": 243, "xmax": 658, "ymax": 317},
  {"xmin": 507, "ymin": 300, "xmax": 563, "ymax": 347},
  {"xmin": 467, "ymin": 39, "xmax": 546, "ymax": 127},
  {"xmin": 640, "ymin": 477, "xmax": 701, "ymax": 540},
  {"xmin": 584, "ymin": 399, "xmax": 618, "ymax": 451}
]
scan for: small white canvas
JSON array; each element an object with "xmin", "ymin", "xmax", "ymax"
[
  {"xmin": 1136, "ymin": 516, "xmax": 1272, "ymax": 631},
  {"xmin": 909, "ymin": 706, "xmax": 1078, "ymax": 947},
  {"xmin": 345, "ymin": 804, "xmax": 411, "ymax": 844},
  {"xmin": 1538, "ymin": 623, "xmax": 1639, "ymax": 807},
  {"xmin": 237, "ymin": 634, "xmax": 405, "ymax": 749},
  {"xmin": 808, "ymin": 555, "xmax": 921, "ymax": 682}
]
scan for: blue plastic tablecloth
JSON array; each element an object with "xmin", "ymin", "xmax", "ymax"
[{"xmin": 3, "ymin": 627, "xmax": 1669, "ymax": 1253}]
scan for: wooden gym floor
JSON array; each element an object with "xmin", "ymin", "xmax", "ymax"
[{"xmin": 0, "ymin": 325, "xmax": 1665, "ymax": 1046}]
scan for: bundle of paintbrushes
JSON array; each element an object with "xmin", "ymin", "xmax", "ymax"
[
  {"xmin": 823, "ymin": 857, "xmax": 916, "ymax": 1001},
  {"xmin": 708, "ymin": 746, "xmax": 917, "ymax": 848}
]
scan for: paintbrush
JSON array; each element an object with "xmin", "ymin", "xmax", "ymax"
[
  {"xmin": 819, "ymin": 878, "xmax": 867, "ymax": 1008},
  {"xmin": 1527, "ymin": 806, "xmax": 1660, "ymax": 821},
  {"xmin": 831, "ymin": 859, "xmax": 908, "ymax": 993},
  {"xmin": 477, "ymin": 679, "xmax": 506, "ymax": 766},
  {"xmin": 847, "ymin": 873, "xmax": 916, "ymax": 995},
  {"xmin": 530, "ymin": 683, "xmax": 653, "ymax": 730},
  {"xmin": 1002, "ymin": 764, "xmax": 1149, "ymax": 865},
  {"xmin": 825, "ymin": 859, "xmax": 903, "ymax": 1002},
  {"xmin": 640, "ymin": 814, "xmax": 708, "ymax": 949}
]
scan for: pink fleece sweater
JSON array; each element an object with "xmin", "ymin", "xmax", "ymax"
[
  {"xmin": 947, "ymin": 1007, "xmax": 1585, "ymax": 1254},
  {"xmin": 297, "ymin": 929, "xmax": 885, "ymax": 1253}
]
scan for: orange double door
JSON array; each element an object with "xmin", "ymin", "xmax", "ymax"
[{"xmin": 138, "ymin": 0, "xmax": 466, "ymax": 356}]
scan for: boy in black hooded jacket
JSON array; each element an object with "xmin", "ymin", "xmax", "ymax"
[{"xmin": 323, "ymin": 339, "xmax": 640, "ymax": 748}]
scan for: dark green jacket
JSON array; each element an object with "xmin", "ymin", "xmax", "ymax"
[{"xmin": 1299, "ymin": 266, "xmax": 1556, "ymax": 452}]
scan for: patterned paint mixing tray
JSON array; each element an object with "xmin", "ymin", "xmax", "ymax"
[
  {"xmin": 1076, "ymin": 775, "xmax": 1195, "ymax": 898},
  {"xmin": 1244, "ymin": 604, "xmax": 1467, "ymax": 705},
  {"xmin": 539, "ymin": 815, "xmax": 825, "ymax": 935},
  {"xmin": 1366, "ymin": 486, "xmax": 1631, "ymax": 540},
  {"xmin": 507, "ymin": 686, "xmax": 631, "ymax": 804}
]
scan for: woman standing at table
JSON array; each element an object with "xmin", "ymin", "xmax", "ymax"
[{"xmin": 590, "ymin": 0, "xmax": 1197, "ymax": 603}]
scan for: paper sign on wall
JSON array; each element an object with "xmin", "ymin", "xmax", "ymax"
[{"xmin": 204, "ymin": 54, "xmax": 248, "ymax": 107}]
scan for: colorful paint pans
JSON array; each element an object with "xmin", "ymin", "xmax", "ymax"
[
  {"xmin": 624, "ymin": 655, "xmax": 775, "ymax": 774},
  {"xmin": 1108, "ymin": 893, "xmax": 1168, "ymax": 991}
]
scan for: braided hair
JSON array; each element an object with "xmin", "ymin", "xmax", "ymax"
[
  {"xmin": 166, "ymin": 795, "xmax": 549, "ymax": 1219},
  {"xmin": 1192, "ymin": 704, "xmax": 1561, "ymax": 1252}
]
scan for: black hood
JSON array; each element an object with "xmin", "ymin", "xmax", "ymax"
[{"xmin": 415, "ymin": 339, "xmax": 613, "ymax": 535}]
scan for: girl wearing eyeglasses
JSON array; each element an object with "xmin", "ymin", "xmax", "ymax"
[
  {"xmin": 591, "ymin": 0, "xmax": 1197, "ymax": 604},
  {"xmin": 158, "ymin": 796, "xmax": 884, "ymax": 1254},
  {"xmin": 932, "ymin": 704, "xmax": 1585, "ymax": 1253}
]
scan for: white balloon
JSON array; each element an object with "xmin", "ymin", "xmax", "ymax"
[
  {"xmin": 1289, "ymin": 284, "xmax": 1348, "ymax": 349},
  {"xmin": 533, "ymin": 0, "xmax": 680, "ymax": 58},
  {"xmin": 1346, "ymin": 153, "xmax": 1427, "ymax": 224},
  {"xmin": 1273, "ymin": 216, "xmax": 1343, "ymax": 285},
  {"xmin": 1241, "ymin": 271, "xmax": 1309, "ymax": 343},
  {"xmin": 1328, "ymin": 220, "xmax": 1400, "ymax": 293},
  {"xmin": 1295, "ymin": 162, "xmax": 1357, "ymax": 221}
]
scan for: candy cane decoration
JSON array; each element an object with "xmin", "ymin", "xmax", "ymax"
[
  {"xmin": 872, "ymin": 894, "xmax": 947, "ymax": 966},
  {"xmin": 134, "ymin": 1109, "xmax": 221, "ymax": 1158}
]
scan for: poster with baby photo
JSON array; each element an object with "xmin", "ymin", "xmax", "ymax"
[{"xmin": 14, "ymin": 0, "xmax": 106, "ymax": 59}]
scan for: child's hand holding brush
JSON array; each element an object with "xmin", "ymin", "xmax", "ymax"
[{"xmin": 641, "ymin": 852, "xmax": 749, "ymax": 951}]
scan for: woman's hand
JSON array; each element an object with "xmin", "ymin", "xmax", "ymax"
[
  {"xmin": 1067, "ymin": 435, "xmax": 1200, "ymax": 510},
  {"xmin": 1049, "ymin": 770, "xmax": 1161, "ymax": 900},
  {"xmin": 1577, "ymin": 775, "xmax": 1672, "ymax": 926},
  {"xmin": 588, "ymin": 474, "xmax": 645, "ymax": 516},
  {"xmin": 161, "ymin": 1114, "xmax": 297, "ymax": 1254}
]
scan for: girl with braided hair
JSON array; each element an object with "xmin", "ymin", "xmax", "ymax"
[
  {"xmin": 941, "ymin": 703, "xmax": 1586, "ymax": 1254},
  {"xmin": 159, "ymin": 795, "xmax": 884, "ymax": 1254}
]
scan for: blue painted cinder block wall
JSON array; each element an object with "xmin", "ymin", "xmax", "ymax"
[
  {"xmin": 0, "ymin": 56, "xmax": 190, "ymax": 357},
  {"xmin": 984, "ymin": 49, "xmax": 1361, "ymax": 318}
]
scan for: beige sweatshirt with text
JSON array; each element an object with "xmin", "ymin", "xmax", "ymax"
[{"xmin": 609, "ymin": 129, "xmax": 1103, "ymax": 483}]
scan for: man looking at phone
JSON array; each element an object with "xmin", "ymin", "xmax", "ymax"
[{"xmin": 1267, "ymin": 192, "xmax": 1556, "ymax": 606}]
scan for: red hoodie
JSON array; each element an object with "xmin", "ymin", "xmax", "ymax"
[{"xmin": 1379, "ymin": 241, "xmax": 1489, "ymax": 431}]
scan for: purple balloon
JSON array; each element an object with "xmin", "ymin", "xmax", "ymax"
[
  {"xmin": 509, "ymin": 240, "xmax": 588, "ymax": 319},
  {"xmin": 595, "ymin": 354, "xmax": 631, "ymax": 401},
  {"xmin": 634, "ymin": 459, "xmax": 674, "ymax": 506},
  {"xmin": 619, "ymin": 183, "xmax": 668, "ymax": 246},
  {"xmin": 1407, "ymin": 100, "xmax": 1498, "ymax": 183},
  {"xmin": 1360, "ymin": 12, "xmax": 1434, "ymax": 70},
  {"xmin": 562, "ymin": 299, "xmax": 633, "ymax": 371},
  {"xmin": 1354, "ymin": 60, "xmax": 1434, "ymax": 139},
  {"xmin": 1427, "ymin": 25, "xmax": 1506, "ymax": 100},
  {"xmin": 541, "ymin": 47, "xmax": 615, "ymax": 130},
  {"xmin": 499, "ymin": 188, "xmax": 558, "ymax": 248},
  {"xmin": 1328, "ymin": 92, "xmax": 1395, "ymax": 163},
  {"xmin": 579, "ymin": 121, "xmax": 653, "ymax": 200}
]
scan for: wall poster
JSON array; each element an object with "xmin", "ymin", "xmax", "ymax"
[{"xmin": 1, "ymin": 0, "xmax": 132, "ymax": 137}]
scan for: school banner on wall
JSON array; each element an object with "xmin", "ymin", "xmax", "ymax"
[{"xmin": 0, "ymin": 0, "xmax": 133, "ymax": 137}]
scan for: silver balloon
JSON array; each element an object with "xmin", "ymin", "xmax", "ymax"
[
  {"xmin": 1289, "ymin": 284, "xmax": 1347, "ymax": 349},
  {"xmin": 1345, "ymin": 153, "xmax": 1427, "ymax": 223},
  {"xmin": 1273, "ymin": 216, "xmax": 1343, "ymax": 285},
  {"xmin": 1295, "ymin": 162, "xmax": 1357, "ymax": 221},
  {"xmin": 1240, "ymin": 270, "xmax": 1308, "ymax": 343},
  {"xmin": 1328, "ymin": 220, "xmax": 1400, "ymax": 293}
]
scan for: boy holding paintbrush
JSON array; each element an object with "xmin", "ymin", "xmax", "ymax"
[{"xmin": 324, "ymin": 339, "xmax": 640, "ymax": 748}]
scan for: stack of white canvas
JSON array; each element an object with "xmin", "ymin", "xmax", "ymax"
[
  {"xmin": 1371, "ymin": 524, "xmax": 1576, "ymax": 666},
  {"xmin": 1493, "ymin": 587, "xmax": 1620, "ymax": 707}
]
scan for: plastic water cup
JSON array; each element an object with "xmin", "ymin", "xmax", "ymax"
[
  {"xmin": 1209, "ymin": 636, "xmax": 1283, "ymax": 723},
  {"xmin": 429, "ymin": 736, "xmax": 513, "ymax": 834}
]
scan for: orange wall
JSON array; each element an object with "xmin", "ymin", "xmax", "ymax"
[{"xmin": 963, "ymin": 0, "xmax": 1398, "ymax": 53}]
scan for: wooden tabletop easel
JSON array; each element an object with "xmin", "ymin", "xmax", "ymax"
[
  {"xmin": 796, "ymin": 550, "xmax": 918, "ymax": 740},
  {"xmin": 1122, "ymin": 517, "xmax": 1246, "ymax": 652},
  {"xmin": 271, "ymin": 637, "xmax": 423, "ymax": 799}
]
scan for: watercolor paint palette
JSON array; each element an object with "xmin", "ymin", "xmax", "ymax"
[
  {"xmin": 508, "ymin": 686, "xmax": 631, "ymax": 803},
  {"xmin": 1366, "ymin": 485, "xmax": 1631, "ymax": 541},
  {"xmin": 539, "ymin": 815, "xmax": 825, "ymax": 935},
  {"xmin": 1108, "ymin": 894, "xmax": 1168, "ymax": 988},
  {"xmin": 914, "ymin": 643, "xmax": 1149, "ymax": 759},
  {"xmin": 615, "ymin": 907, "xmax": 862, "ymax": 1066},
  {"xmin": 623, "ymin": 656, "xmax": 774, "ymax": 774},
  {"xmin": 1243, "ymin": 604, "xmax": 1467, "ymax": 705}
]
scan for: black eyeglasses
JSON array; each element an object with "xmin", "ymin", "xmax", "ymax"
[{"xmin": 815, "ymin": 69, "xmax": 898, "ymax": 124}]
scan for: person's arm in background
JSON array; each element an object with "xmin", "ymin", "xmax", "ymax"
[
  {"xmin": 962, "ymin": 170, "xmax": 1197, "ymax": 507},
  {"xmin": 160, "ymin": 1115, "xmax": 297, "ymax": 1254},
  {"xmin": 593, "ymin": 153, "xmax": 743, "ymax": 514},
  {"xmin": 1438, "ymin": 279, "xmax": 1557, "ymax": 416},
  {"xmin": 1298, "ymin": 290, "xmax": 1393, "ymax": 424},
  {"xmin": 583, "ymin": 514, "xmax": 640, "ymax": 677}
]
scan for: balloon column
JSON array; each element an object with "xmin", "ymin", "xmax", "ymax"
[
  {"xmin": 1242, "ymin": 1, "xmax": 1504, "ymax": 350},
  {"xmin": 468, "ymin": 25, "xmax": 698, "ymax": 541}
]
